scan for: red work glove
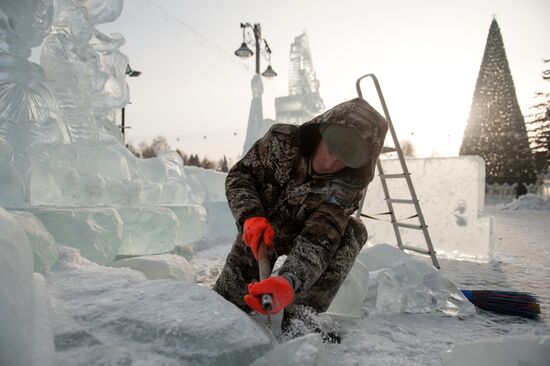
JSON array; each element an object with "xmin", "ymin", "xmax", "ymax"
[
  {"xmin": 242, "ymin": 217, "xmax": 274, "ymax": 260},
  {"xmin": 244, "ymin": 276, "xmax": 294, "ymax": 315}
]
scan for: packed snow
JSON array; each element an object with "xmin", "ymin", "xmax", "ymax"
[
  {"xmin": 497, "ymin": 193, "xmax": 550, "ymax": 211},
  {"xmin": 4, "ymin": 201, "xmax": 549, "ymax": 366}
]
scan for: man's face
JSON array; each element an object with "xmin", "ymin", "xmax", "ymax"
[{"xmin": 311, "ymin": 139, "xmax": 347, "ymax": 175}]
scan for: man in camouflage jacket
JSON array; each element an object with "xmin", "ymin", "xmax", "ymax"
[{"xmin": 213, "ymin": 98, "xmax": 388, "ymax": 325}]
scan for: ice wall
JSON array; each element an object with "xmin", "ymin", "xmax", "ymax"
[
  {"xmin": 183, "ymin": 165, "xmax": 237, "ymax": 242},
  {"xmin": 0, "ymin": 0, "xmax": 193, "ymax": 208},
  {"xmin": 362, "ymin": 156, "xmax": 494, "ymax": 261},
  {"xmin": 0, "ymin": 0, "xmax": 209, "ymax": 267},
  {"xmin": 40, "ymin": 0, "xmax": 126, "ymax": 143}
]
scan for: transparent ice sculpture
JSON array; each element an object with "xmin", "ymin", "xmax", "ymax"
[{"xmin": 0, "ymin": 0, "xmax": 207, "ymax": 265}]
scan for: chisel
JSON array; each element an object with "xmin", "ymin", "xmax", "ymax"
[{"xmin": 257, "ymin": 240, "xmax": 273, "ymax": 327}]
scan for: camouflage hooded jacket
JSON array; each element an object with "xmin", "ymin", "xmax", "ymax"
[{"xmin": 226, "ymin": 98, "xmax": 388, "ymax": 295}]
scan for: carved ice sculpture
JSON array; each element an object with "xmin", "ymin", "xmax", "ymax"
[
  {"xmin": 0, "ymin": 0, "xmax": 194, "ymax": 207},
  {"xmin": 40, "ymin": 0, "xmax": 126, "ymax": 142},
  {"xmin": 0, "ymin": 0, "xmax": 211, "ymax": 269}
]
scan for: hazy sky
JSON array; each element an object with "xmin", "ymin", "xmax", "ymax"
[{"xmin": 94, "ymin": 0, "xmax": 550, "ymax": 161}]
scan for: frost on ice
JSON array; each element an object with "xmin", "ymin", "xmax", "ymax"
[
  {"xmin": 249, "ymin": 334, "xmax": 327, "ymax": 366},
  {"xmin": 110, "ymin": 254, "xmax": 196, "ymax": 281},
  {"xmin": 329, "ymin": 244, "xmax": 475, "ymax": 318},
  {"xmin": 10, "ymin": 210, "xmax": 59, "ymax": 272},
  {"xmin": 47, "ymin": 247, "xmax": 273, "ymax": 366}
]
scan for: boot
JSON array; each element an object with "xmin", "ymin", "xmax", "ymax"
[{"xmin": 281, "ymin": 307, "xmax": 341, "ymax": 344}]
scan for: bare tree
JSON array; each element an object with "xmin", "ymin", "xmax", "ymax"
[
  {"xmin": 138, "ymin": 136, "xmax": 171, "ymax": 158},
  {"xmin": 400, "ymin": 139, "xmax": 417, "ymax": 157}
]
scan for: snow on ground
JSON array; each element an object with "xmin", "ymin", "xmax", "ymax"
[
  {"xmin": 496, "ymin": 193, "xmax": 550, "ymax": 211},
  {"xmin": 41, "ymin": 200, "xmax": 550, "ymax": 365},
  {"xmin": 190, "ymin": 201, "xmax": 550, "ymax": 365},
  {"xmin": 320, "ymin": 202, "xmax": 550, "ymax": 365}
]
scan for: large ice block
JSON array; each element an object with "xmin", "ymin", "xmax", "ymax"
[
  {"xmin": 116, "ymin": 204, "xmax": 207, "ymax": 257},
  {"xmin": 183, "ymin": 165, "xmax": 227, "ymax": 202},
  {"xmin": 0, "ymin": 207, "xmax": 34, "ymax": 366},
  {"xmin": 18, "ymin": 206, "xmax": 123, "ymax": 265},
  {"xmin": 10, "ymin": 210, "xmax": 59, "ymax": 272},
  {"xmin": 441, "ymin": 335, "xmax": 550, "ymax": 366},
  {"xmin": 163, "ymin": 204, "xmax": 207, "ymax": 245},
  {"xmin": 104, "ymin": 178, "xmax": 143, "ymax": 205},
  {"xmin": 249, "ymin": 334, "xmax": 327, "ymax": 366},
  {"xmin": 48, "ymin": 247, "xmax": 273, "ymax": 365},
  {"xmin": 326, "ymin": 257, "xmax": 369, "ymax": 318},
  {"xmin": 116, "ymin": 206, "xmax": 180, "ymax": 256},
  {"xmin": 28, "ymin": 162, "xmax": 64, "ymax": 205},
  {"xmin": 28, "ymin": 142, "xmax": 195, "ymax": 206},
  {"xmin": 183, "ymin": 166, "xmax": 237, "ymax": 241},
  {"xmin": 203, "ymin": 199, "xmax": 238, "ymax": 241},
  {"xmin": 110, "ymin": 254, "xmax": 195, "ymax": 281},
  {"xmin": 362, "ymin": 156, "xmax": 494, "ymax": 261},
  {"xmin": 358, "ymin": 244, "xmax": 475, "ymax": 316}
]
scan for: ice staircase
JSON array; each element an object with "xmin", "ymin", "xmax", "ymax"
[{"xmin": 354, "ymin": 74, "xmax": 440, "ymax": 269}]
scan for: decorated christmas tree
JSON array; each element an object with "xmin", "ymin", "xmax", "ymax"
[{"xmin": 460, "ymin": 19, "xmax": 535, "ymax": 185}]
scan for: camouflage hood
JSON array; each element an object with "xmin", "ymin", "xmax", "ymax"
[{"xmin": 297, "ymin": 97, "xmax": 388, "ymax": 184}]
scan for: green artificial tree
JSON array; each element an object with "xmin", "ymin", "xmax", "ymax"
[{"xmin": 460, "ymin": 19, "xmax": 535, "ymax": 186}]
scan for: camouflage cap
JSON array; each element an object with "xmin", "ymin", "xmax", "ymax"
[{"xmin": 320, "ymin": 124, "xmax": 369, "ymax": 168}]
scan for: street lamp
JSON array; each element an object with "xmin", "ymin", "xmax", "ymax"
[
  {"xmin": 235, "ymin": 23, "xmax": 277, "ymax": 78},
  {"xmin": 125, "ymin": 63, "xmax": 142, "ymax": 77},
  {"xmin": 121, "ymin": 63, "xmax": 141, "ymax": 142}
]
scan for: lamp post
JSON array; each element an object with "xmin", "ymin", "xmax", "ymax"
[
  {"xmin": 234, "ymin": 23, "xmax": 277, "ymax": 78},
  {"xmin": 121, "ymin": 63, "xmax": 141, "ymax": 143}
]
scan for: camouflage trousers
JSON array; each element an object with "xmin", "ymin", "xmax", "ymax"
[{"xmin": 213, "ymin": 217, "xmax": 367, "ymax": 314}]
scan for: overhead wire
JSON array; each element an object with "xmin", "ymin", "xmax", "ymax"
[{"xmin": 138, "ymin": 0, "xmax": 286, "ymax": 97}]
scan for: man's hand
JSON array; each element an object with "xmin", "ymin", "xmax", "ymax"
[
  {"xmin": 242, "ymin": 217, "xmax": 274, "ymax": 260},
  {"xmin": 244, "ymin": 276, "xmax": 294, "ymax": 315}
]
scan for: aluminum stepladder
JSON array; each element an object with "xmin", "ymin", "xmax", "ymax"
[{"xmin": 354, "ymin": 73, "xmax": 440, "ymax": 269}]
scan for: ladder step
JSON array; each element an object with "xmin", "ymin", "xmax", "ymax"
[
  {"xmin": 395, "ymin": 222, "xmax": 424, "ymax": 230},
  {"xmin": 379, "ymin": 173, "xmax": 409, "ymax": 179},
  {"xmin": 401, "ymin": 245, "xmax": 432, "ymax": 255},
  {"xmin": 382, "ymin": 146, "xmax": 397, "ymax": 153},
  {"xmin": 387, "ymin": 198, "xmax": 416, "ymax": 204}
]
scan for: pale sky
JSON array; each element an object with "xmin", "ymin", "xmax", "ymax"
[{"xmin": 92, "ymin": 0, "xmax": 550, "ymax": 161}]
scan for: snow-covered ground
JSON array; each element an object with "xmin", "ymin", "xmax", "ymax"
[
  {"xmin": 37, "ymin": 197, "xmax": 549, "ymax": 366},
  {"xmin": 322, "ymin": 202, "xmax": 550, "ymax": 365},
  {"xmin": 3, "ymin": 1, "xmax": 548, "ymax": 364}
]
